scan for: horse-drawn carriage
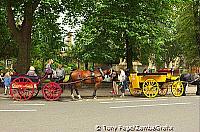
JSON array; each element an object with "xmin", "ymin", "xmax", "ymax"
[
  {"xmin": 128, "ymin": 69, "xmax": 184, "ymax": 98},
  {"xmin": 9, "ymin": 67, "xmax": 111, "ymax": 101}
]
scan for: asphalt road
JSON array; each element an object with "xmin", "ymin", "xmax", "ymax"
[{"xmin": 0, "ymin": 89, "xmax": 199, "ymax": 132}]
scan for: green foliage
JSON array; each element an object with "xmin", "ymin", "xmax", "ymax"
[
  {"xmin": 32, "ymin": 0, "xmax": 64, "ymax": 62},
  {"xmin": 0, "ymin": 0, "xmax": 97, "ymax": 72},
  {"xmin": 0, "ymin": 0, "xmax": 198, "ymax": 71},
  {"xmin": 176, "ymin": 1, "xmax": 200, "ymax": 66},
  {"xmin": 74, "ymin": 0, "xmax": 182, "ymax": 68},
  {"xmin": 0, "ymin": 5, "xmax": 18, "ymax": 59}
]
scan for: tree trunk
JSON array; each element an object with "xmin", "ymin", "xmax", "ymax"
[
  {"xmin": 85, "ymin": 62, "xmax": 89, "ymax": 70},
  {"xmin": 6, "ymin": 1, "xmax": 40, "ymax": 73},
  {"xmin": 16, "ymin": 28, "xmax": 32, "ymax": 73},
  {"xmin": 125, "ymin": 32, "xmax": 133, "ymax": 72},
  {"xmin": 77, "ymin": 59, "xmax": 80, "ymax": 69}
]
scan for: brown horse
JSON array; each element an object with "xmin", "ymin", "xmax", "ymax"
[{"xmin": 69, "ymin": 67, "xmax": 111, "ymax": 99}]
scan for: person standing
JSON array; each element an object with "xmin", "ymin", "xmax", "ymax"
[
  {"xmin": 3, "ymin": 72, "xmax": 11, "ymax": 95},
  {"xmin": 118, "ymin": 69, "xmax": 126, "ymax": 97},
  {"xmin": 124, "ymin": 68, "xmax": 130, "ymax": 91},
  {"xmin": 111, "ymin": 70, "xmax": 118, "ymax": 95}
]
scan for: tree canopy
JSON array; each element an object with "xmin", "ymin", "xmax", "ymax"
[
  {"xmin": 74, "ymin": 0, "xmax": 187, "ymax": 70},
  {"xmin": 176, "ymin": 0, "xmax": 200, "ymax": 66},
  {"xmin": 0, "ymin": 0, "xmax": 199, "ymax": 73}
]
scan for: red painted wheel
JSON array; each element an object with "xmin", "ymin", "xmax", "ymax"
[
  {"xmin": 10, "ymin": 77, "xmax": 34, "ymax": 101},
  {"xmin": 42, "ymin": 82, "xmax": 62, "ymax": 101}
]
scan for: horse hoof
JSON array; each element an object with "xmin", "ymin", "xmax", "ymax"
[
  {"xmin": 77, "ymin": 95, "xmax": 82, "ymax": 100},
  {"xmin": 93, "ymin": 96, "xmax": 97, "ymax": 99},
  {"xmin": 71, "ymin": 97, "xmax": 76, "ymax": 101}
]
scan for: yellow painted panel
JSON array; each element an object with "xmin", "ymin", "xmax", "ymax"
[{"xmin": 129, "ymin": 74, "xmax": 140, "ymax": 89}]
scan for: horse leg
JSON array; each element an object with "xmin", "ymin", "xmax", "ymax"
[
  {"xmin": 93, "ymin": 90, "xmax": 97, "ymax": 99},
  {"xmin": 75, "ymin": 88, "xmax": 82, "ymax": 99},
  {"xmin": 70, "ymin": 86, "xmax": 75, "ymax": 100},
  {"xmin": 93, "ymin": 82, "xmax": 100, "ymax": 99}
]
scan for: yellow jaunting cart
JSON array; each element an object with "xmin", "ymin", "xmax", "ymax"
[{"xmin": 129, "ymin": 70, "xmax": 184, "ymax": 98}]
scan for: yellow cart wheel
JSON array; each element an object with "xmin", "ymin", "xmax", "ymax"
[
  {"xmin": 171, "ymin": 81, "xmax": 184, "ymax": 97},
  {"xmin": 143, "ymin": 79, "xmax": 159, "ymax": 98}
]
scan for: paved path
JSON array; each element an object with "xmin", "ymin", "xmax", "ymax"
[
  {"xmin": 0, "ymin": 86, "xmax": 199, "ymax": 132},
  {"xmin": 0, "ymin": 96, "xmax": 199, "ymax": 132}
]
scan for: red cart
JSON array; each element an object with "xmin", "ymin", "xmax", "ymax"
[{"xmin": 10, "ymin": 75, "xmax": 63, "ymax": 101}]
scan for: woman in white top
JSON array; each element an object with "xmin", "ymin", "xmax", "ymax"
[{"xmin": 118, "ymin": 69, "xmax": 126, "ymax": 97}]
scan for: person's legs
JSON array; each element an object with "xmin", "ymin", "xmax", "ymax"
[
  {"xmin": 124, "ymin": 79, "xmax": 129, "ymax": 90},
  {"xmin": 4, "ymin": 86, "xmax": 8, "ymax": 95},
  {"xmin": 8, "ymin": 86, "xmax": 10, "ymax": 95},
  {"xmin": 120, "ymin": 81, "xmax": 125, "ymax": 97},
  {"xmin": 113, "ymin": 81, "xmax": 118, "ymax": 95}
]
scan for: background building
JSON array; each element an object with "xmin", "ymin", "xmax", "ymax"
[{"xmin": 61, "ymin": 32, "xmax": 74, "ymax": 55}]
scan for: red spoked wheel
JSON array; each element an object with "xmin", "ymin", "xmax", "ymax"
[
  {"xmin": 10, "ymin": 77, "xmax": 34, "ymax": 101},
  {"xmin": 42, "ymin": 82, "xmax": 62, "ymax": 101}
]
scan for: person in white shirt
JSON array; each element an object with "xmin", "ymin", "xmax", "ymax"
[{"xmin": 118, "ymin": 69, "xmax": 126, "ymax": 97}]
